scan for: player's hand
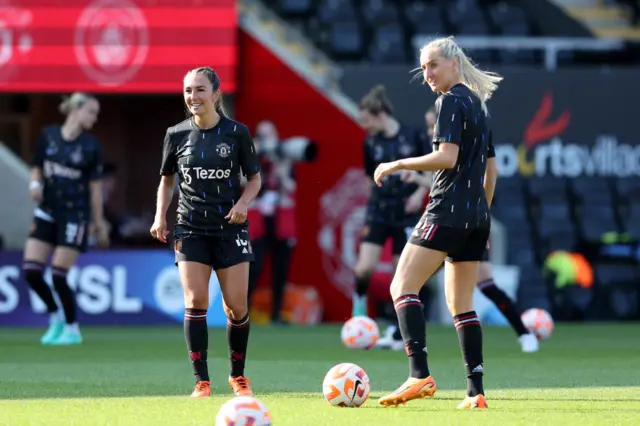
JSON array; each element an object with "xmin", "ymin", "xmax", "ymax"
[
  {"xmin": 225, "ymin": 201, "xmax": 248, "ymax": 224},
  {"xmin": 150, "ymin": 217, "xmax": 169, "ymax": 243},
  {"xmin": 400, "ymin": 170, "xmax": 420, "ymax": 184},
  {"xmin": 373, "ymin": 161, "xmax": 401, "ymax": 187},
  {"xmin": 92, "ymin": 221, "xmax": 110, "ymax": 248},
  {"xmin": 405, "ymin": 192, "xmax": 423, "ymax": 214}
]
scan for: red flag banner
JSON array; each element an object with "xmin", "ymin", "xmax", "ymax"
[{"xmin": 0, "ymin": 0, "xmax": 237, "ymax": 93}]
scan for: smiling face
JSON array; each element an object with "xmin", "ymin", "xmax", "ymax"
[
  {"xmin": 421, "ymin": 46, "xmax": 458, "ymax": 94},
  {"xmin": 183, "ymin": 71, "xmax": 217, "ymax": 118}
]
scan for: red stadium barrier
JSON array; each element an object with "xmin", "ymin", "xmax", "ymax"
[
  {"xmin": 0, "ymin": 0, "xmax": 237, "ymax": 93},
  {"xmin": 235, "ymin": 31, "xmax": 367, "ymax": 322}
]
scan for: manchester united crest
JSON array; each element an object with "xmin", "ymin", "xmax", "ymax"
[{"xmin": 216, "ymin": 142, "xmax": 231, "ymax": 158}]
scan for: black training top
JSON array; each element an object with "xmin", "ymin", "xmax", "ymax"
[
  {"xmin": 424, "ymin": 83, "xmax": 492, "ymax": 229},
  {"xmin": 33, "ymin": 125, "xmax": 103, "ymax": 221},
  {"xmin": 363, "ymin": 123, "xmax": 431, "ymax": 226},
  {"xmin": 160, "ymin": 116, "xmax": 260, "ymax": 237}
]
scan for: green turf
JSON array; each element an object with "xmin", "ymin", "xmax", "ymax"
[{"xmin": 0, "ymin": 323, "xmax": 639, "ymax": 425}]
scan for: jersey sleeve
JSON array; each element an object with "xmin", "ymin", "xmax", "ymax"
[
  {"xmin": 239, "ymin": 127, "xmax": 260, "ymax": 177},
  {"xmin": 88, "ymin": 140, "xmax": 104, "ymax": 181},
  {"xmin": 433, "ymin": 95, "xmax": 463, "ymax": 145},
  {"xmin": 160, "ymin": 129, "xmax": 177, "ymax": 176},
  {"xmin": 487, "ymin": 130, "xmax": 495, "ymax": 158},
  {"xmin": 32, "ymin": 130, "xmax": 47, "ymax": 168},
  {"xmin": 363, "ymin": 139, "xmax": 375, "ymax": 177}
]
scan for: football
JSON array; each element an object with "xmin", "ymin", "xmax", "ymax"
[
  {"xmin": 215, "ymin": 396, "xmax": 272, "ymax": 426},
  {"xmin": 322, "ymin": 362, "xmax": 371, "ymax": 407},
  {"xmin": 340, "ymin": 316, "xmax": 380, "ymax": 349},
  {"xmin": 521, "ymin": 308, "xmax": 554, "ymax": 340}
]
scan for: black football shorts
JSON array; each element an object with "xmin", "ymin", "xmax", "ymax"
[
  {"xmin": 29, "ymin": 216, "xmax": 89, "ymax": 252},
  {"xmin": 174, "ymin": 229, "xmax": 255, "ymax": 269},
  {"xmin": 409, "ymin": 223, "xmax": 490, "ymax": 263}
]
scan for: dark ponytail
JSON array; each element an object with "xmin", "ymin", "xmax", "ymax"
[
  {"xmin": 184, "ymin": 66, "xmax": 226, "ymax": 117},
  {"xmin": 359, "ymin": 84, "xmax": 394, "ymax": 116}
]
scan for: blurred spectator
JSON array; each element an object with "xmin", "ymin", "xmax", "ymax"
[{"xmin": 248, "ymin": 120, "xmax": 297, "ymax": 325}]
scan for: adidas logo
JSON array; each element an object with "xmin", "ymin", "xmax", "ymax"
[{"xmin": 471, "ymin": 364, "xmax": 483, "ymax": 374}]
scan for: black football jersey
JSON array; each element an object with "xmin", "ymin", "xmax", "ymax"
[
  {"xmin": 160, "ymin": 116, "xmax": 260, "ymax": 237},
  {"xmin": 424, "ymin": 83, "xmax": 491, "ymax": 229},
  {"xmin": 363, "ymin": 124, "xmax": 431, "ymax": 226},
  {"xmin": 32, "ymin": 125, "xmax": 103, "ymax": 221}
]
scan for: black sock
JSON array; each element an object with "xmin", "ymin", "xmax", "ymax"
[
  {"xmin": 227, "ymin": 314, "xmax": 250, "ymax": 378},
  {"xmin": 51, "ymin": 267, "xmax": 76, "ymax": 324},
  {"xmin": 184, "ymin": 308, "xmax": 209, "ymax": 382},
  {"xmin": 23, "ymin": 262, "xmax": 58, "ymax": 313},
  {"xmin": 395, "ymin": 294, "xmax": 429, "ymax": 378},
  {"xmin": 479, "ymin": 279, "xmax": 529, "ymax": 336},
  {"xmin": 355, "ymin": 275, "xmax": 371, "ymax": 297},
  {"xmin": 454, "ymin": 311, "xmax": 484, "ymax": 397}
]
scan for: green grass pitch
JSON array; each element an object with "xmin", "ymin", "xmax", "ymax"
[{"xmin": 1, "ymin": 323, "xmax": 639, "ymax": 425}]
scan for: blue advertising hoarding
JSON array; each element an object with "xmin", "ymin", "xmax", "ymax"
[{"xmin": 0, "ymin": 250, "xmax": 227, "ymax": 326}]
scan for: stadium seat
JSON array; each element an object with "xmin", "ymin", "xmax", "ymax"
[
  {"xmin": 571, "ymin": 177, "xmax": 614, "ymax": 203},
  {"xmin": 578, "ymin": 206, "xmax": 619, "ymax": 241},
  {"xmin": 316, "ymin": 0, "xmax": 357, "ymax": 25},
  {"xmin": 328, "ymin": 21, "xmax": 365, "ymax": 59},
  {"xmin": 404, "ymin": 2, "xmax": 447, "ymax": 37},
  {"xmin": 276, "ymin": 0, "xmax": 314, "ymax": 18},
  {"xmin": 595, "ymin": 264, "xmax": 637, "ymax": 287},
  {"xmin": 448, "ymin": 4, "xmax": 491, "ymax": 35},
  {"xmin": 360, "ymin": 0, "xmax": 400, "ymax": 27},
  {"xmin": 369, "ymin": 25, "xmax": 408, "ymax": 63},
  {"xmin": 622, "ymin": 203, "xmax": 640, "ymax": 239},
  {"xmin": 507, "ymin": 232, "xmax": 538, "ymax": 265},
  {"xmin": 517, "ymin": 265, "xmax": 551, "ymax": 311},
  {"xmin": 615, "ymin": 176, "xmax": 640, "ymax": 202},
  {"xmin": 528, "ymin": 177, "xmax": 569, "ymax": 204}
]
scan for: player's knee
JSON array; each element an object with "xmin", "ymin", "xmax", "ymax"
[
  {"xmin": 184, "ymin": 291, "xmax": 209, "ymax": 310},
  {"xmin": 223, "ymin": 302, "xmax": 248, "ymax": 320},
  {"xmin": 446, "ymin": 293, "xmax": 473, "ymax": 316},
  {"xmin": 354, "ymin": 262, "xmax": 374, "ymax": 280}
]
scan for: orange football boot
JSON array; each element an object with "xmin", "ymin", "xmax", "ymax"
[
  {"xmin": 378, "ymin": 376, "xmax": 436, "ymax": 407},
  {"xmin": 229, "ymin": 376, "xmax": 254, "ymax": 396},
  {"xmin": 457, "ymin": 394, "xmax": 488, "ymax": 409},
  {"xmin": 190, "ymin": 380, "xmax": 211, "ymax": 398}
]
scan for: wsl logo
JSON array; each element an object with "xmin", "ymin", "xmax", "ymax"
[{"xmin": 495, "ymin": 93, "xmax": 640, "ymax": 178}]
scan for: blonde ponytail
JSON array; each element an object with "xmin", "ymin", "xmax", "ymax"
[
  {"xmin": 422, "ymin": 36, "xmax": 503, "ymax": 115},
  {"xmin": 58, "ymin": 92, "xmax": 95, "ymax": 115}
]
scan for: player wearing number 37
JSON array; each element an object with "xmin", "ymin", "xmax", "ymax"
[{"xmin": 22, "ymin": 92, "xmax": 109, "ymax": 347}]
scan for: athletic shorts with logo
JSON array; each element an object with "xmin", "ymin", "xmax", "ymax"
[
  {"xmin": 174, "ymin": 229, "xmax": 255, "ymax": 269},
  {"xmin": 30, "ymin": 216, "xmax": 89, "ymax": 252},
  {"xmin": 409, "ymin": 223, "xmax": 490, "ymax": 262},
  {"xmin": 361, "ymin": 221, "xmax": 415, "ymax": 255}
]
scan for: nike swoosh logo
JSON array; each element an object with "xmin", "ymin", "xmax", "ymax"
[{"xmin": 350, "ymin": 380, "xmax": 362, "ymax": 403}]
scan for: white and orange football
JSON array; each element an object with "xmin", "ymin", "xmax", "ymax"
[
  {"xmin": 322, "ymin": 362, "xmax": 371, "ymax": 407},
  {"xmin": 521, "ymin": 308, "xmax": 554, "ymax": 340},
  {"xmin": 340, "ymin": 316, "xmax": 379, "ymax": 350}
]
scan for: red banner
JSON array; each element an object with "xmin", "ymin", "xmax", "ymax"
[{"xmin": 0, "ymin": 0, "xmax": 237, "ymax": 93}]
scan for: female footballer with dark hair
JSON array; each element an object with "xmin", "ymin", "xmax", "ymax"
[
  {"xmin": 23, "ymin": 92, "xmax": 109, "ymax": 346},
  {"xmin": 150, "ymin": 67, "xmax": 262, "ymax": 398},
  {"xmin": 353, "ymin": 84, "xmax": 430, "ymax": 350},
  {"xmin": 374, "ymin": 36, "xmax": 503, "ymax": 409}
]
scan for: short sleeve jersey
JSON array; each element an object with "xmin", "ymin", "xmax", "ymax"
[
  {"xmin": 160, "ymin": 117, "xmax": 260, "ymax": 237},
  {"xmin": 363, "ymin": 124, "xmax": 431, "ymax": 226},
  {"xmin": 425, "ymin": 84, "xmax": 492, "ymax": 229},
  {"xmin": 33, "ymin": 125, "xmax": 103, "ymax": 221}
]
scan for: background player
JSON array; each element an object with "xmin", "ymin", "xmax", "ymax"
[
  {"xmin": 373, "ymin": 36, "xmax": 502, "ymax": 409},
  {"xmin": 403, "ymin": 110, "xmax": 539, "ymax": 353},
  {"xmin": 150, "ymin": 67, "xmax": 262, "ymax": 398},
  {"xmin": 353, "ymin": 84, "xmax": 430, "ymax": 350},
  {"xmin": 22, "ymin": 92, "xmax": 109, "ymax": 346}
]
